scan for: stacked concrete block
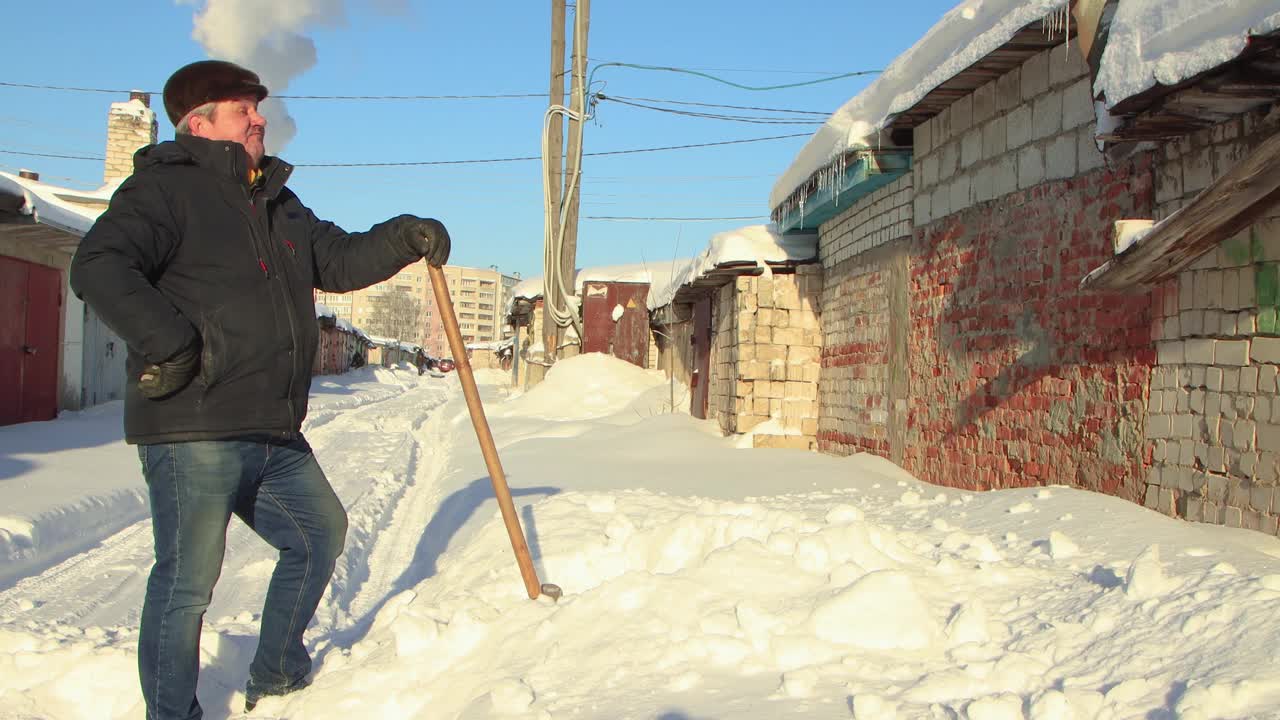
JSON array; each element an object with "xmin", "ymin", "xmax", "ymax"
[
  {"xmin": 1145, "ymin": 108, "xmax": 1280, "ymax": 534},
  {"xmin": 912, "ymin": 44, "xmax": 1097, "ymax": 225},
  {"xmin": 704, "ymin": 270, "xmax": 824, "ymax": 449}
]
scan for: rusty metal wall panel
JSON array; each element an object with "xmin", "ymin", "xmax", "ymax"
[
  {"xmin": 581, "ymin": 282, "xmax": 612, "ymax": 355},
  {"xmin": 581, "ymin": 281, "xmax": 650, "ymax": 367},
  {"xmin": 606, "ymin": 283, "xmax": 649, "ymax": 368}
]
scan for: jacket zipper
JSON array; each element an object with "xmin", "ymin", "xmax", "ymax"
[{"xmin": 241, "ymin": 183, "xmax": 300, "ymax": 435}]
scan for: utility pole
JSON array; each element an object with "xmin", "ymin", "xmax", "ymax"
[
  {"xmin": 559, "ymin": 0, "xmax": 590, "ymax": 360},
  {"xmin": 535, "ymin": 0, "xmax": 567, "ymax": 385}
]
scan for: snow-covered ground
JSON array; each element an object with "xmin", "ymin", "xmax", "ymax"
[{"xmin": 4, "ymin": 354, "xmax": 1280, "ymax": 719}]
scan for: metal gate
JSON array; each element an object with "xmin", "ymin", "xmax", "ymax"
[
  {"xmin": 0, "ymin": 256, "xmax": 62, "ymax": 426},
  {"xmin": 581, "ymin": 281, "xmax": 650, "ymax": 368}
]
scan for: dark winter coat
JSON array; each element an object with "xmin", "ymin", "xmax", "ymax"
[{"xmin": 70, "ymin": 134, "xmax": 422, "ymax": 444}]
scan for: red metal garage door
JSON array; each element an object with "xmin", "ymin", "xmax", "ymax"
[
  {"xmin": 0, "ymin": 256, "xmax": 62, "ymax": 426},
  {"xmin": 581, "ymin": 281, "xmax": 650, "ymax": 368}
]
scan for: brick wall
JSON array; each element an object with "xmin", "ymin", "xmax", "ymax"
[
  {"xmin": 104, "ymin": 96, "xmax": 157, "ymax": 185},
  {"xmin": 1143, "ymin": 107, "xmax": 1280, "ymax": 532},
  {"xmin": 898, "ymin": 40, "xmax": 1159, "ymax": 501},
  {"xmin": 816, "ymin": 175, "xmax": 913, "ymax": 460},
  {"xmin": 905, "ymin": 156, "xmax": 1157, "ymax": 499}
]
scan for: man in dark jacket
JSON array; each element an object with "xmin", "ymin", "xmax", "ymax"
[{"xmin": 69, "ymin": 60, "xmax": 451, "ymax": 720}]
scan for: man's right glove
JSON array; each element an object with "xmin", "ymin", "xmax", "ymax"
[
  {"xmin": 397, "ymin": 217, "xmax": 451, "ymax": 267},
  {"xmin": 138, "ymin": 343, "xmax": 200, "ymax": 399}
]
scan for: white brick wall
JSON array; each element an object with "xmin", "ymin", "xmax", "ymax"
[
  {"xmin": 1145, "ymin": 107, "xmax": 1280, "ymax": 535},
  {"xmin": 912, "ymin": 43, "xmax": 1096, "ymax": 223},
  {"xmin": 818, "ymin": 174, "xmax": 913, "ymax": 267}
]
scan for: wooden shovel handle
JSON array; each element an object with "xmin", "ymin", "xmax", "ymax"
[{"xmin": 428, "ymin": 263, "xmax": 543, "ymax": 599}]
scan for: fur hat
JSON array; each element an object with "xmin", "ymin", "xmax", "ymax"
[{"xmin": 162, "ymin": 60, "xmax": 269, "ymax": 126}]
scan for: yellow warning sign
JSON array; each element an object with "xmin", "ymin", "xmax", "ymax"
[{"xmin": 626, "ymin": 297, "xmax": 638, "ymax": 309}]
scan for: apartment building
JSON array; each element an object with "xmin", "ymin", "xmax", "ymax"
[{"xmin": 315, "ymin": 263, "xmax": 519, "ymax": 359}]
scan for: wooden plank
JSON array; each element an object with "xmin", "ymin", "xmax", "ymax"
[{"xmin": 1083, "ymin": 129, "xmax": 1280, "ymax": 290}]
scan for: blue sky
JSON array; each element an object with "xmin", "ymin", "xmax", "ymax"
[{"xmin": 4, "ymin": 1, "xmax": 959, "ymax": 278}]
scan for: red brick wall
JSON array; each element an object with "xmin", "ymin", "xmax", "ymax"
[{"xmin": 903, "ymin": 155, "xmax": 1158, "ymax": 501}]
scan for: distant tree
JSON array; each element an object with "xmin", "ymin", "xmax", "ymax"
[{"xmin": 364, "ymin": 287, "xmax": 423, "ymax": 345}]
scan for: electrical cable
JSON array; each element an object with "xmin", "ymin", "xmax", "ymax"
[
  {"xmin": 595, "ymin": 94, "xmax": 824, "ymax": 125},
  {"xmin": 0, "ymin": 149, "xmax": 103, "ymax": 161},
  {"xmin": 0, "ymin": 81, "xmax": 544, "ymax": 100},
  {"xmin": 598, "ymin": 95, "xmax": 830, "ymax": 115},
  {"xmin": 584, "ymin": 216, "xmax": 767, "ymax": 222},
  {"xmin": 587, "ymin": 62, "xmax": 880, "ymax": 93},
  {"xmin": 542, "ymin": 3, "xmax": 590, "ymax": 342},
  {"xmin": 296, "ymin": 133, "xmax": 810, "ymax": 167}
]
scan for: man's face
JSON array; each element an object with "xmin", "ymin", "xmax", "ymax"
[{"xmin": 190, "ymin": 95, "xmax": 267, "ymax": 167}]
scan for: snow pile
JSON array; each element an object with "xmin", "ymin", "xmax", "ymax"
[
  {"xmin": 648, "ymin": 224, "xmax": 817, "ymax": 309},
  {"xmin": 490, "ymin": 352, "xmax": 670, "ymax": 421},
  {"xmin": 7, "ymin": 355, "xmax": 1280, "ymax": 718},
  {"xmin": 770, "ymin": 0, "xmax": 1069, "ymax": 211},
  {"xmin": 1097, "ymin": 0, "xmax": 1280, "ymax": 107}
]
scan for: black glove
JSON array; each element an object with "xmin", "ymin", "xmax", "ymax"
[
  {"xmin": 138, "ymin": 342, "xmax": 200, "ymax": 399},
  {"xmin": 397, "ymin": 217, "xmax": 451, "ymax": 267}
]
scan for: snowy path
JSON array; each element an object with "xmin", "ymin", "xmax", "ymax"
[
  {"xmin": 9, "ymin": 356, "xmax": 1280, "ymax": 720},
  {"xmin": 0, "ymin": 367, "xmax": 458, "ymax": 717}
]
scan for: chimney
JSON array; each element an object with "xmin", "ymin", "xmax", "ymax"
[
  {"xmin": 18, "ymin": 169, "xmax": 39, "ymax": 181},
  {"xmin": 103, "ymin": 90, "xmax": 157, "ymax": 186}
]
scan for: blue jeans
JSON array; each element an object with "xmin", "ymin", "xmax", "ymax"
[{"xmin": 137, "ymin": 437, "xmax": 348, "ymax": 720}]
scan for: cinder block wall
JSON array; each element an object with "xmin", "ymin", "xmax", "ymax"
[
  {"xmin": 816, "ymin": 175, "xmax": 913, "ymax": 460},
  {"xmin": 903, "ymin": 43, "xmax": 1157, "ymax": 500},
  {"xmin": 1143, "ymin": 107, "xmax": 1280, "ymax": 532},
  {"xmin": 704, "ymin": 272, "xmax": 823, "ymax": 445}
]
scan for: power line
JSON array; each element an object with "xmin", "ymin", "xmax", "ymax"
[
  {"xmin": 595, "ymin": 94, "xmax": 824, "ymax": 125},
  {"xmin": 588, "ymin": 62, "xmax": 881, "ymax": 92},
  {"xmin": 2, "ymin": 132, "xmax": 811, "ymax": 169},
  {"xmin": 296, "ymin": 133, "xmax": 811, "ymax": 167},
  {"xmin": 587, "ymin": 58, "xmax": 869, "ymax": 76},
  {"xmin": 0, "ymin": 149, "xmax": 103, "ymax": 161},
  {"xmin": 600, "ymin": 95, "xmax": 830, "ymax": 116},
  {"xmin": 0, "ymin": 81, "xmax": 544, "ymax": 101},
  {"xmin": 584, "ymin": 215, "xmax": 768, "ymax": 222}
]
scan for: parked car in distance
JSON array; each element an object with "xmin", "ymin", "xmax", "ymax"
[{"xmin": 437, "ymin": 358, "xmax": 456, "ymax": 372}]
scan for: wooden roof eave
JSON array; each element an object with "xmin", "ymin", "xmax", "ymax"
[{"xmin": 1081, "ymin": 127, "xmax": 1280, "ymax": 291}]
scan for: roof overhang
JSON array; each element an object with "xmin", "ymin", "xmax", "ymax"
[
  {"xmin": 1097, "ymin": 30, "xmax": 1280, "ymax": 143},
  {"xmin": 773, "ymin": 150, "xmax": 911, "ymax": 235}
]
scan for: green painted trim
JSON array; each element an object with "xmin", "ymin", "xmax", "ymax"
[{"xmin": 776, "ymin": 150, "xmax": 912, "ymax": 235}]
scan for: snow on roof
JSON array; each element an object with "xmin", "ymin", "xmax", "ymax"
[
  {"xmin": 0, "ymin": 171, "xmax": 118, "ymax": 236},
  {"xmin": 108, "ymin": 98, "xmax": 156, "ymax": 122},
  {"xmin": 1095, "ymin": 0, "xmax": 1280, "ymax": 108},
  {"xmin": 769, "ymin": 0, "xmax": 1068, "ymax": 212},
  {"xmin": 648, "ymin": 224, "xmax": 818, "ymax": 310},
  {"xmin": 509, "ymin": 258, "xmax": 692, "ymax": 308},
  {"xmin": 466, "ymin": 337, "xmax": 514, "ymax": 352},
  {"xmin": 315, "ymin": 303, "xmax": 337, "ymax": 320}
]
